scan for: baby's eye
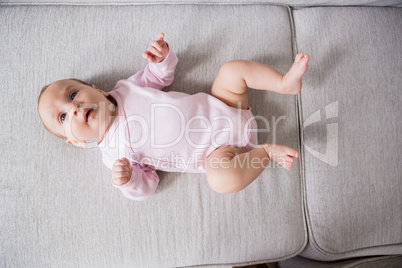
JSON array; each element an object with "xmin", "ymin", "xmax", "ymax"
[
  {"xmin": 71, "ymin": 92, "xmax": 77, "ymax": 100},
  {"xmin": 60, "ymin": 113, "xmax": 66, "ymax": 123}
]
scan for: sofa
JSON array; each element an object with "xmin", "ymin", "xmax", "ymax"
[{"xmin": 0, "ymin": 0, "xmax": 401, "ymax": 267}]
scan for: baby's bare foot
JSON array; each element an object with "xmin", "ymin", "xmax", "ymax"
[
  {"xmin": 258, "ymin": 143, "xmax": 299, "ymax": 170},
  {"xmin": 282, "ymin": 53, "xmax": 309, "ymax": 95}
]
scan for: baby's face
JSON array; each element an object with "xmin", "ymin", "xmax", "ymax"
[{"xmin": 38, "ymin": 79, "xmax": 116, "ymax": 144}]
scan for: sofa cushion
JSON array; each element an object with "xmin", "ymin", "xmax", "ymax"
[
  {"xmin": 293, "ymin": 6, "xmax": 402, "ymax": 261},
  {"xmin": 0, "ymin": 4, "xmax": 306, "ymax": 267}
]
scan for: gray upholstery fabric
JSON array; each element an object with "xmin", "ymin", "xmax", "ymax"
[
  {"xmin": 279, "ymin": 255, "xmax": 402, "ymax": 268},
  {"xmin": 293, "ymin": 7, "xmax": 402, "ymax": 261},
  {"xmin": 1, "ymin": 0, "xmax": 401, "ymax": 7},
  {"xmin": 0, "ymin": 4, "xmax": 306, "ymax": 267}
]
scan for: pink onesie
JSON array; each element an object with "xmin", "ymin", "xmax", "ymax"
[{"xmin": 98, "ymin": 49, "xmax": 258, "ymax": 200}]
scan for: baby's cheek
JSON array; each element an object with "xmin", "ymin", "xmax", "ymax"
[{"xmin": 71, "ymin": 121, "xmax": 93, "ymax": 140}]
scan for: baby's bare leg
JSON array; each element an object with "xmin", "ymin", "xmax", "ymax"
[
  {"xmin": 205, "ymin": 144, "xmax": 299, "ymax": 194},
  {"xmin": 211, "ymin": 54, "xmax": 309, "ymax": 109}
]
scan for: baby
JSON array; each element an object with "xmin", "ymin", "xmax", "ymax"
[{"xmin": 38, "ymin": 33, "xmax": 309, "ymax": 201}]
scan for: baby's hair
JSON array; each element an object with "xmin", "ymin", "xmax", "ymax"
[{"xmin": 38, "ymin": 78, "xmax": 91, "ymax": 140}]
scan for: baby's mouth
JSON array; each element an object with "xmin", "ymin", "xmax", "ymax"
[{"xmin": 85, "ymin": 109, "xmax": 93, "ymax": 122}]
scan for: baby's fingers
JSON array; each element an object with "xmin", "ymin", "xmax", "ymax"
[
  {"xmin": 114, "ymin": 158, "xmax": 128, "ymax": 166},
  {"xmin": 112, "ymin": 165, "xmax": 130, "ymax": 173},
  {"xmin": 157, "ymin": 32, "xmax": 165, "ymax": 41},
  {"xmin": 147, "ymin": 45, "xmax": 162, "ymax": 58},
  {"xmin": 142, "ymin": 51, "xmax": 158, "ymax": 63},
  {"xmin": 120, "ymin": 157, "xmax": 131, "ymax": 167},
  {"xmin": 113, "ymin": 158, "xmax": 131, "ymax": 171},
  {"xmin": 113, "ymin": 176, "xmax": 130, "ymax": 186},
  {"xmin": 111, "ymin": 158, "xmax": 132, "ymax": 186},
  {"xmin": 156, "ymin": 33, "xmax": 167, "ymax": 48},
  {"xmin": 151, "ymin": 41, "xmax": 162, "ymax": 53}
]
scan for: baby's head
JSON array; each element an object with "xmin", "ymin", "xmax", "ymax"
[{"xmin": 38, "ymin": 79, "xmax": 117, "ymax": 147}]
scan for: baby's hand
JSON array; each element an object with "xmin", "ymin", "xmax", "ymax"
[
  {"xmin": 142, "ymin": 32, "xmax": 169, "ymax": 63},
  {"xmin": 112, "ymin": 157, "xmax": 132, "ymax": 186}
]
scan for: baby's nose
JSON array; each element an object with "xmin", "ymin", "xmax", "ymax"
[{"xmin": 73, "ymin": 104, "xmax": 80, "ymax": 117}]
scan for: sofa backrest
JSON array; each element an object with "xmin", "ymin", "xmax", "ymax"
[{"xmin": 1, "ymin": 0, "xmax": 401, "ymax": 7}]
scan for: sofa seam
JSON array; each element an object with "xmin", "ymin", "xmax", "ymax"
[
  {"xmin": 290, "ymin": 5, "xmax": 312, "ymax": 257},
  {"xmin": 291, "ymin": 6, "xmax": 331, "ymax": 259},
  {"xmin": 290, "ymin": 7, "xmax": 333, "ymax": 259},
  {"xmin": 287, "ymin": 3, "xmax": 310, "ymax": 259}
]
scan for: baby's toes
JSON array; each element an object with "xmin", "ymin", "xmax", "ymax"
[
  {"xmin": 285, "ymin": 155, "xmax": 294, "ymax": 163},
  {"xmin": 275, "ymin": 156, "xmax": 292, "ymax": 170},
  {"xmin": 295, "ymin": 53, "xmax": 304, "ymax": 63},
  {"xmin": 287, "ymin": 162, "xmax": 294, "ymax": 170},
  {"xmin": 286, "ymin": 158, "xmax": 295, "ymax": 169},
  {"xmin": 300, "ymin": 54, "xmax": 309, "ymax": 65},
  {"xmin": 280, "ymin": 160, "xmax": 293, "ymax": 170},
  {"xmin": 283, "ymin": 147, "xmax": 299, "ymax": 158}
]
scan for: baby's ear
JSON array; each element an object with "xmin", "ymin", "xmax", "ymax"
[
  {"xmin": 66, "ymin": 139, "xmax": 87, "ymax": 148},
  {"xmin": 92, "ymin": 85, "xmax": 109, "ymax": 97}
]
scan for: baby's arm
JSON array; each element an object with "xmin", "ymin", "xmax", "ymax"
[
  {"xmin": 111, "ymin": 157, "xmax": 160, "ymax": 201},
  {"xmin": 126, "ymin": 33, "xmax": 179, "ymax": 89}
]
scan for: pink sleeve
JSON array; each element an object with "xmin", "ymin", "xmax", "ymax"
[
  {"xmin": 127, "ymin": 45, "xmax": 179, "ymax": 90},
  {"xmin": 112, "ymin": 162, "xmax": 160, "ymax": 201}
]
